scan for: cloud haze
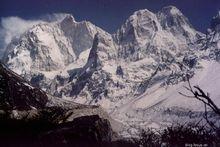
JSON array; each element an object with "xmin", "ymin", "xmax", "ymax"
[
  {"xmin": 0, "ymin": 17, "xmax": 44, "ymax": 58},
  {"xmin": 0, "ymin": 13, "xmax": 69, "ymax": 59}
]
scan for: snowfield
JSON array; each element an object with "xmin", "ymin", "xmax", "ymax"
[{"xmin": 112, "ymin": 61, "xmax": 220, "ymax": 134}]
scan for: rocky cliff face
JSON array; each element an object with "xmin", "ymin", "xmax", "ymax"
[
  {"xmin": 0, "ymin": 62, "xmax": 48, "ymax": 111},
  {"xmin": 0, "ymin": 62, "xmax": 116, "ymax": 145}
]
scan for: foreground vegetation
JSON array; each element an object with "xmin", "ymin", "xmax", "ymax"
[{"xmin": 0, "ymin": 113, "xmax": 219, "ymax": 147}]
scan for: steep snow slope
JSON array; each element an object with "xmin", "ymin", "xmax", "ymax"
[{"xmin": 111, "ymin": 60, "xmax": 220, "ymax": 136}]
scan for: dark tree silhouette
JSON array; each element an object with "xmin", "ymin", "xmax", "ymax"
[{"xmin": 179, "ymin": 78, "xmax": 220, "ymax": 130}]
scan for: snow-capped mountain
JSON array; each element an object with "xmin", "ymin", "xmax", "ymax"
[
  {"xmin": 2, "ymin": 6, "xmax": 220, "ymax": 136},
  {"xmin": 115, "ymin": 6, "xmax": 202, "ymax": 60},
  {"xmin": 3, "ymin": 14, "xmax": 111, "ymax": 78}
]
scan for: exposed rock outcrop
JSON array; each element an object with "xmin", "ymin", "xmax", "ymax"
[{"xmin": 0, "ymin": 62, "xmax": 117, "ymax": 146}]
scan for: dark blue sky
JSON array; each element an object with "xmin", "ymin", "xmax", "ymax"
[{"xmin": 1, "ymin": 0, "xmax": 220, "ymax": 33}]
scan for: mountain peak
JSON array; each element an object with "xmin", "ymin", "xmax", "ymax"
[
  {"xmin": 157, "ymin": 5, "xmax": 196, "ymax": 36},
  {"xmin": 61, "ymin": 14, "xmax": 75, "ymax": 23},
  {"xmin": 211, "ymin": 11, "xmax": 220, "ymax": 30},
  {"xmin": 86, "ymin": 33, "xmax": 100, "ymax": 69},
  {"xmin": 133, "ymin": 9, "xmax": 154, "ymax": 16},
  {"xmin": 115, "ymin": 8, "xmax": 158, "ymax": 48},
  {"xmin": 128, "ymin": 9, "xmax": 156, "ymax": 23},
  {"xmin": 160, "ymin": 5, "xmax": 182, "ymax": 16},
  {"xmin": 60, "ymin": 14, "xmax": 76, "ymax": 28}
]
